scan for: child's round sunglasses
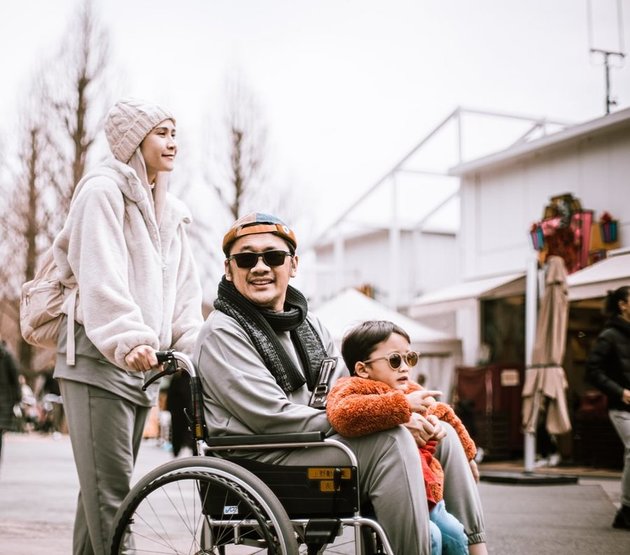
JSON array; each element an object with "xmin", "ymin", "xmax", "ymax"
[
  {"xmin": 228, "ymin": 250, "xmax": 293, "ymax": 269},
  {"xmin": 362, "ymin": 351, "xmax": 420, "ymax": 370}
]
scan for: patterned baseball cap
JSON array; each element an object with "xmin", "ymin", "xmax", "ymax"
[{"xmin": 222, "ymin": 213, "xmax": 297, "ymax": 256}]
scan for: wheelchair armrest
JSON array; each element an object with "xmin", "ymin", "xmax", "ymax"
[{"xmin": 206, "ymin": 431, "xmax": 326, "ymax": 447}]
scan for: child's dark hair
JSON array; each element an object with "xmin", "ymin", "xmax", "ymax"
[
  {"xmin": 604, "ymin": 286, "xmax": 630, "ymax": 318},
  {"xmin": 341, "ymin": 320, "xmax": 411, "ymax": 375}
]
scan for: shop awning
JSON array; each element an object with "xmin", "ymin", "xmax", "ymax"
[
  {"xmin": 408, "ymin": 272, "xmax": 526, "ymax": 316},
  {"xmin": 567, "ymin": 251, "xmax": 630, "ymax": 301}
]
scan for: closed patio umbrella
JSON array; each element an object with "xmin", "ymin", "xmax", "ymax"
[{"xmin": 522, "ymin": 255, "xmax": 572, "ymax": 436}]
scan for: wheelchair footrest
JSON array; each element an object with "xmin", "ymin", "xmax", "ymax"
[{"xmin": 304, "ymin": 518, "xmax": 342, "ymax": 548}]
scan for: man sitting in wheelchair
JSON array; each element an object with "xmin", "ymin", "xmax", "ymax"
[{"xmin": 193, "ymin": 212, "xmax": 488, "ymax": 555}]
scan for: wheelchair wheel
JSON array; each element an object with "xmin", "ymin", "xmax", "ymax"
[{"xmin": 110, "ymin": 457, "xmax": 299, "ymax": 554}]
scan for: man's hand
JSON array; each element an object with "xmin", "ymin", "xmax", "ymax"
[
  {"xmin": 406, "ymin": 390, "xmax": 442, "ymax": 413},
  {"xmin": 404, "ymin": 413, "xmax": 443, "ymax": 447},
  {"xmin": 125, "ymin": 345, "xmax": 159, "ymax": 372},
  {"xmin": 469, "ymin": 459, "xmax": 480, "ymax": 483},
  {"xmin": 622, "ymin": 389, "xmax": 630, "ymax": 405}
]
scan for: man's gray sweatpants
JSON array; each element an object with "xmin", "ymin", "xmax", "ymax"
[
  {"xmin": 252, "ymin": 421, "xmax": 487, "ymax": 554},
  {"xmin": 253, "ymin": 425, "xmax": 431, "ymax": 554},
  {"xmin": 437, "ymin": 421, "xmax": 487, "ymax": 545}
]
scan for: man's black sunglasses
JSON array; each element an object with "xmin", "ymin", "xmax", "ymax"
[{"xmin": 228, "ymin": 250, "xmax": 293, "ymax": 269}]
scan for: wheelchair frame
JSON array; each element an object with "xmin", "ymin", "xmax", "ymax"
[{"xmin": 109, "ymin": 350, "xmax": 394, "ymax": 555}]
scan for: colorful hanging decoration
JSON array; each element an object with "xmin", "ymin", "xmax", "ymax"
[
  {"xmin": 529, "ymin": 223, "xmax": 545, "ymax": 251},
  {"xmin": 528, "ymin": 194, "xmax": 592, "ymax": 274},
  {"xmin": 599, "ymin": 212, "xmax": 618, "ymax": 244}
]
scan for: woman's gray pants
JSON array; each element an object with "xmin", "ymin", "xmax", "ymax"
[{"xmin": 59, "ymin": 379, "xmax": 150, "ymax": 555}]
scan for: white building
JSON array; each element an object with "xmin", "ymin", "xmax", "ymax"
[
  {"xmin": 309, "ymin": 106, "xmax": 630, "ymax": 463},
  {"xmin": 409, "ymin": 106, "xmax": 630, "ymax": 368},
  {"xmin": 409, "ymin": 106, "xmax": 630, "ymax": 464}
]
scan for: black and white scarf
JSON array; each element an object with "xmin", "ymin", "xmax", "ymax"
[{"xmin": 214, "ymin": 277, "xmax": 327, "ymax": 393}]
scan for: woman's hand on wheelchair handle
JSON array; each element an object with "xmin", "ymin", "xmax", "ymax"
[{"xmin": 125, "ymin": 345, "xmax": 159, "ymax": 372}]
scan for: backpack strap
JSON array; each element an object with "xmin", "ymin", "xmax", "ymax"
[{"xmin": 66, "ymin": 288, "xmax": 78, "ymax": 366}]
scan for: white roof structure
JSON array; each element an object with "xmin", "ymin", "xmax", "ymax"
[
  {"xmin": 408, "ymin": 272, "xmax": 526, "ymax": 317},
  {"xmin": 567, "ymin": 250, "xmax": 630, "ymax": 301},
  {"xmin": 310, "ymin": 107, "xmax": 568, "ymax": 249},
  {"xmin": 312, "ymin": 288, "xmax": 456, "ymax": 353},
  {"xmin": 450, "ymin": 107, "xmax": 630, "ymax": 176}
]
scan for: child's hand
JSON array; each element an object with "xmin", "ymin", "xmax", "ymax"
[
  {"xmin": 425, "ymin": 414, "xmax": 446, "ymax": 441},
  {"xmin": 404, "ymin": 413, "xmax": 438, "ymax": 447},
  {"xmin": 404, "ymin": 414, "xmax": 447, "ymax": 447},
  {"xmin": 406, "ymin": 390, "xmax": 442, "ymax": 413}
]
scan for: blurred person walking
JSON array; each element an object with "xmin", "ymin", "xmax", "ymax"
[
  {"xmin": 0, "ymin": 340, "xmax": 21, "ymax": 467},
  {"xmin": 586, "ymin": 285, "xmax": 630, "ymax": 530},
  {"xmin": 166, "ymin": 371, "xmax": 194, "ymax": 456}
]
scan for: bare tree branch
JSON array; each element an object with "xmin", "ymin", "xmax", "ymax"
[
  {"xmin": 211, "ymin": 73, "xmax": 269, "ymax": 219},
  {"xmin": 0, "ymin": 0, "xmax": 113, "ymax": 374}
]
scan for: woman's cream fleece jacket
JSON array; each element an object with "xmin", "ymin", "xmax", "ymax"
[{"xmin": 53, "ymin": 158, "xmax": 203, "ymax": 372}]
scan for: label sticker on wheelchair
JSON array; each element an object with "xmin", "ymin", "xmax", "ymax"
[
  {"xmin": 320, "ymin": 480, "xmax": 340, "ymax": 492},
  {"xmin": 223, "ymin": 505, "xmax": 239, "ymax": 515},
  {"xmin": 307, "ymin": 468, "xmax": 352, "ymax": 480}
]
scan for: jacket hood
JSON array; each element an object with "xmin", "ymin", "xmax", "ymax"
[
  {"xmin": 73, "ymin": 157, "xmax": 146, "ymax": 204},
  {"xmin": 72, "ymin": 157, "xmax": 192, "ymax": 228}
]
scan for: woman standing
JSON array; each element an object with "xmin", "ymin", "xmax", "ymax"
[
  {"xmin": 53, "ymin": 98, "xmax": 203, "ymax": 554},
  {"xmin": 586, "ymin": 285, "xmax": 630, "ymax": 530}
]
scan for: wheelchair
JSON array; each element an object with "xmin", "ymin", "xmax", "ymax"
[{"xmin": 109, "ymin": 350, "xmax": 394, "ymax": 555}]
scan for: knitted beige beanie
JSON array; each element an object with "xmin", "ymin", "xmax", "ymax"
[{"xmin": 104, "ymin": 98, "xmax": 175, "ymax": 163}]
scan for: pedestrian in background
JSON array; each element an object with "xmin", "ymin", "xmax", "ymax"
[
  {"xmin": 166, "ymin": 371, "xmax": 194, "ymax": 457},
  {"xmin": 586, "ymin": 285, "xmax": 630, "ymax": 530},
  {"xmin": 52, "ymin": 98, "xmax": 203, "ymax": 554},
  {"xmin": 0, "ymin": 340, "xmax": 21, "ymax": 467}
]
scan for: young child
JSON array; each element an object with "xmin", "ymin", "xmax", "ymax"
[{"xmin": 327, "ymin": 320, "xmax": 478, "ymax": 554}]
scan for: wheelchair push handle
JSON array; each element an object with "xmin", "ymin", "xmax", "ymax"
[
  {"xmin": 155, "ymin": 349, "xmax": 198, "ymax": 376},
  {"xmin": 155, "ymin": 349, "xmax": 176, "ymax": 365},
  {"xmin": 142, "ymin": 350, "xmax": 177, "ymax": 390},
  {"xmin": 142, "ymin": 350, "xmax": 198, "ymax": 388},
  {"xmin": 142, "ymin": 350, "xmax": 208, "ymax": 444}
]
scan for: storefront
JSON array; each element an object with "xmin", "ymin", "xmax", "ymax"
[{"xmin": 408, "ymin": 274, "xmax": 527, "ymax": 460}]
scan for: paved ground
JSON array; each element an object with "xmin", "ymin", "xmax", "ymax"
[{"xmin": 1, "ymin": 432, "xmax": 629, "ymax": 554}]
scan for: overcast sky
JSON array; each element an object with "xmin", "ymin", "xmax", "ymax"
[{"xmin": 1, "ymin": 0, "xmax": 628, "ymax": 243}]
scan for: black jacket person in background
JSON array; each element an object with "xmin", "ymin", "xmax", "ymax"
[{"xmin": 586, "ymin": 285, "xmax": 630, "ymax": 530}]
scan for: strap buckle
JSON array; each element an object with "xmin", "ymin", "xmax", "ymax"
[{"xmin": 309, "ymin": 357, "xmax": 337, "ymax": 409}]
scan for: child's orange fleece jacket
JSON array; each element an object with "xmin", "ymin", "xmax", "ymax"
[{"xmin": 326, "ymin": 376, "xmax": 476, "ymax": 507}]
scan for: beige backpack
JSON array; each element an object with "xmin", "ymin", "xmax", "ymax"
[{"xmin": 19, "ymin": 247, "xmax": 77, "ymax": 365}]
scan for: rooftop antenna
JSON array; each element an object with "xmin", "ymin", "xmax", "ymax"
[{"xmin": 587, "ymin": 0, "xmax": 626, "ymax": 114}]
